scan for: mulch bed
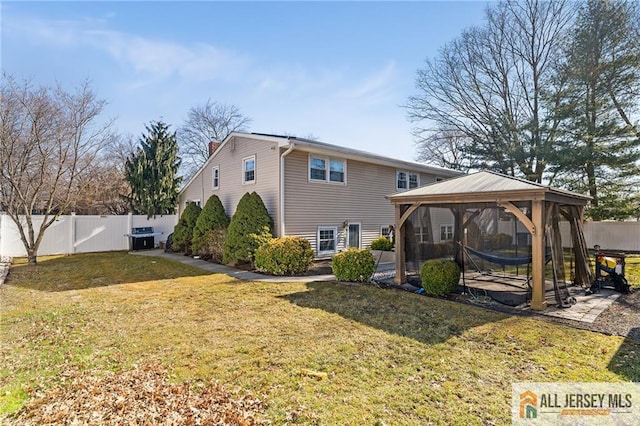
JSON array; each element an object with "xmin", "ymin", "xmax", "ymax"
[{"xmin": 3, "ymin": 364, "xmax": 267, "ymax": 426}]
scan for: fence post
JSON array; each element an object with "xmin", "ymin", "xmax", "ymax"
[{"xmin": 70, "ymin": 212, "xmax": 76, "ymax": 254}]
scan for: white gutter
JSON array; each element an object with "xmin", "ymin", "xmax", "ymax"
[{"xmin": 280, "ymin": 140, "xmax": 296, "ymax": 237}]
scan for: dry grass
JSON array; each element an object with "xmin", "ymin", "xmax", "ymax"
[{"xmin": 1, "ymin": 252, "xmax": 639, "ymax": 424}]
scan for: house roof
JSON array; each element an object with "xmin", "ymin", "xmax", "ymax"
[
  {"xmin": 247, "ymin": 132, "xmax": 462, "ymax": 177},
  {"xmin": 180, "ymin": 132, "xmax": 462, "ymax": 194},
  {"xmin": 386, "ymin": 170, "xmax": 591, "ymax": 206}
]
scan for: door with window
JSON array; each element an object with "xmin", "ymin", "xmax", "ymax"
[{"xmin": 347, "ymin": 223, "xmax": 361, "ymax": 249}]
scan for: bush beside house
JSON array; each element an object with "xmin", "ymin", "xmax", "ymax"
[
  {"xmin": 192, "ymin": 195, "xmax": 230, "ymax": 259},
  {"xmin": 223, "ymin": 192, "xmax": 274, "ymax": 266},
  {"xmin": 172, "ymin": 202, "xmax": 202, "ymax": 255},
  {"xmin": 332, "ymin": 248, "xmax": 376, "ymax": 282},
  {"xmin": 370, "ymin": 237, "xmax": 393, "ymax": 251},
  {"xmin": 254, "ymin": 237, "xmax": 314, "ymax": 275}
]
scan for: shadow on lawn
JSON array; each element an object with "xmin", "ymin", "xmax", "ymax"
[
  {"xmin": 281, "ymin": 281, "xmax": 505, "ymax": 346},
  {"xmin": 607, "ymin": 327, "xmax": 640, "ymax": 381},
  {"xmin": 5, "ymin": 252, "xmax": 212, "ymax": 292}
]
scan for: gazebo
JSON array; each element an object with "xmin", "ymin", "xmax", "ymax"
[{"xmin": 386, "ymin": 171, "xmax": 592, "ymax": 310}]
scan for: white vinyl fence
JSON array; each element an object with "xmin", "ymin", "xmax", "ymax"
[
  {"xmin": 0, "ymin": 214, "xmax": 177, "ymax": 258},
  {"xmin": 559, "ymin": 221, "xmax": 640, "ymax": 252}
]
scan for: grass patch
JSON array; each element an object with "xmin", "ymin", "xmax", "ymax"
[{"xmin": 1, "ymin": 252, "xmax": 639, "ymax": 424}]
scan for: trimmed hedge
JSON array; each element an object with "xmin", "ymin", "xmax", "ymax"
[
  {"xmin": 223, "ymin": 192, "xmax": 273, "ymax": 265},
  {"xmin": 332, "ymin": 248, "xmax": 375, "ymax": 282},
  {"xmin": 172, "ymin": 202, "xmax": 202, "ymax": 255},
  {"xmin": 420, "ymin": 259, "xmax": 461, "ymax": 296},
  {"xmin": 254, "ymin": 237, "xmax": 314, "ymax": 276},
  {"xmin": 198, "ymin": 228, "xmax": 227, "ymax": 263},
  {"xmin": 192, "ymin": 195, "xmax": 229, "ymax": 257},
  {"xmin": 370, "ymin": 237, "xmax": 393, "ymax": 251}
]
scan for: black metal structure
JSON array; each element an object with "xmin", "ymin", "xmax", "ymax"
[{"xmin": 128, "ymin": 227, "xmax": 160, "ymax": 250}]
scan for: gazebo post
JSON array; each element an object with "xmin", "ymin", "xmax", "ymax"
[
  {"xmin": 394, "ymin": 203, "xmax": 407, "ymax": 284},
  {"xmin": 530, "ymin": 200, "xmax": 547, "ymax": 310}
]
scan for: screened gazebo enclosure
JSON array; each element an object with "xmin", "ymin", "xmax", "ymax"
[{"xmin": 387, "ymin": 171, "xmax": 592, "ymax": 311}]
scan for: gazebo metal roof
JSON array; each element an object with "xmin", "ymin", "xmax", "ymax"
[{"xmin": 387, "ymin": 171, "xmax": 591, "ymax": 206}]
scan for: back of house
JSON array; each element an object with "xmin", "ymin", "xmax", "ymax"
[{"xmin": 178, "ymin": 132, "xmax": 461, "ymax": 258}]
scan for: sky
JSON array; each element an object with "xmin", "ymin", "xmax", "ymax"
[{"xmin": 1, "ymin": 1, "xmax": 490, "ymax": 163}]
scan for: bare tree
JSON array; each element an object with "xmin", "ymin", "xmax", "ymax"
[
  {"xmin": 0, "ymin": 73, "xmax": 113, "ymax": 264},
  {"xmin": 414, "ymin": 128, "xmax": 473, "ymax": 172},
  {"xmin": 407, "ymin": 0, "xmax": 574, "ymax": 182},
  {"xmin": 71, "ymin": 133, "xmax": 136, "ymax": 214},
  {"xmin": 178, "ymin": 100, "xmax": 251, "ymax": 179}
]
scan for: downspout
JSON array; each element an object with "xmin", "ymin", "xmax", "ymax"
[{"xmin": 280, "ymin": 140, "xmax": 296, "ymax": 237}]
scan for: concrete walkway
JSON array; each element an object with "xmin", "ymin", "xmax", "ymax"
[{"xmin": 131, "ymin": 249, "xmax": 395, "ymax": 283}]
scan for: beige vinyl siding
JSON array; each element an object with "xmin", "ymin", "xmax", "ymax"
[
  {"xmin": 179, "ymin": 136, "xmax": 281, "ymax": 234},
  {"xmin": 283, "ymin": 150, "xmax": 447, "ymax": 255}
]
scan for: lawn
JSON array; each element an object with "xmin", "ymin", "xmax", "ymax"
[{"xmin": 1, "ymin": 252, "xmax": 638, "ymax": 424}]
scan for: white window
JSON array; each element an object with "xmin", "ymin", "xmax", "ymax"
[
  {"xmin": 397, "ymin": 171, "xmax": 407, "ymax": 189},
  {"xmin": 415, "ymin": 226, "xmax": 431, "ymax": 243},
  {"xmin": 409, "ymin": 173, "xmax": 419, "ymax": 188},
  {"xmin": 440, "ymin": 225, "xmax": 454, "ymax": 242},
  {"xmin": 317, "ymin": 226, "xmax": 338, "ymax": 255},
  {"xmin": 243, "ymin": 155, "xmax": 255, "ymax": 184},
  {"xmin": 436, "ymin": 177, "xmax": 445, "ymax": 182},
  {"xmin": 329, "ymin": 159, "xmax": 345, "ymax": 183},
  {"xmin": 396, "ymin": 171, "xmax": 419, "ymax": 190},
  {"xmin": 381, "ymin": 226, "xmax": 392, "ymax": 239},
  {"xmin": 310, "ymin": 157, "xmax": 326, "ymax": 181},
  {"xmin": 186, "ymin": 199, "xmax": 201, "ymax": 208},
  {"xmin": 212, "ymin": 166, "xmax": 220, "ymax": 189},
  {"xmin": 309, "ymin": 155, "xmax": 346, "ymax": 184}
]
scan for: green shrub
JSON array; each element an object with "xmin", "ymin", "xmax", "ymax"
[
  {"xmin": 420, "ymin": 259, "xmax": 461, "ymax": 296},
  {"xmin": 487, "ymin": 233, "xmax": 512, "ymax": 250},
  {"xmin": 192, "ymin": 195, "xmax": 229, "ymax": 257},
  {"xmin": 172, "ymin": 202, "xmax": 202, "ymax": 255},
  {"xmin": 223, "ymin": 192, "xmax": 274, "ymax": 265},
  {"xmin": 198, "ymin": 228, "xmax": 227, "ymax": 263},
  {"xmin": 332, "ymin": 248, "xmax": 376, "ymax": 282},
  {"xmin": 370, "ymin": 237, "xmax": 393, "ymax": 251},
  {"xmin": 255, "ymin": 237, "xmax": 314, "ymax": 275}
]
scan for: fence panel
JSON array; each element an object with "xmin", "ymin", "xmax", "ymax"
[
  {"xmin": 559, "ymin": 221, "xmax": 639, "ymax": 252},
  {"xmin": 75, "ymin": 216, "xmax": 130, "ymax": 253},
  {"xmin": 0, "ymin": 214, "xmax": 177, "ymax": 258}
]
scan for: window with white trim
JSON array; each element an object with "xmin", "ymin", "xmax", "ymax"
[
  {"xmin": 440, "ymin": 224, "xmax": 454, "ymax": 242},
  {"xmin": 243, "ymin": 155, "xmax": 255, "ymax": 184},
  {"xmin": 317, "ymin": 226, "xmax": 338, "ymax": 255},
  {"xmin": 212, "ymin": 165, "xmax": 220, "ymax": 189},
  {"xmin": 309, "ymin": 155, "xmax": 346, "ymax": 184},
  {"xmin": 415, "ymin": 226, "xmax": 431, "ymax": 243},
  {"xmin": 186, "ymin": 199, "xmax": 201, "ymax": 208},
  {"xmin": 381, "ymin": 226, "xmax": 392, "ymax": 239},
  {"xmin": 397, "ymin": 171, "xmax": 419, "ymax": 190}
]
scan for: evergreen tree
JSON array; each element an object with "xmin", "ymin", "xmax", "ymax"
[
  {"xmin": 192, "ymin": 195, "xmax": 230, "ymax": 256},
  {"xmin": 223, "ymin": 192, "xmax": 273, "ymax": 265},
  {"xmin": 551, "ymin": 0, "xmax": 640, "ymax": 220},
  {"xmin": 172, "ymin": 202, "xmax": 202, "ymax": 255},
  {"xmin": 125, "ymin": 120, "xmax": 182, "ymax": 218}
]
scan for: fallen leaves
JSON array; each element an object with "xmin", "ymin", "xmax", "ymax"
[{"xmin": 4, "ymin": 363, "xmax": 267, "ymax": 425}]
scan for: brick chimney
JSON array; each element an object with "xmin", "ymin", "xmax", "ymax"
[{"xmin": 208, "ymin": 140, "xmax": 221, "ymax": 157}]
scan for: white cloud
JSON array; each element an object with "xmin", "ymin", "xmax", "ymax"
[
  {"xmin": 6, "ymin": 14, "xmax": 249, "ymax": 84},
  {"xmin": 337, "ymin": 60, "xmax": 397, "ymax": 105}
]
